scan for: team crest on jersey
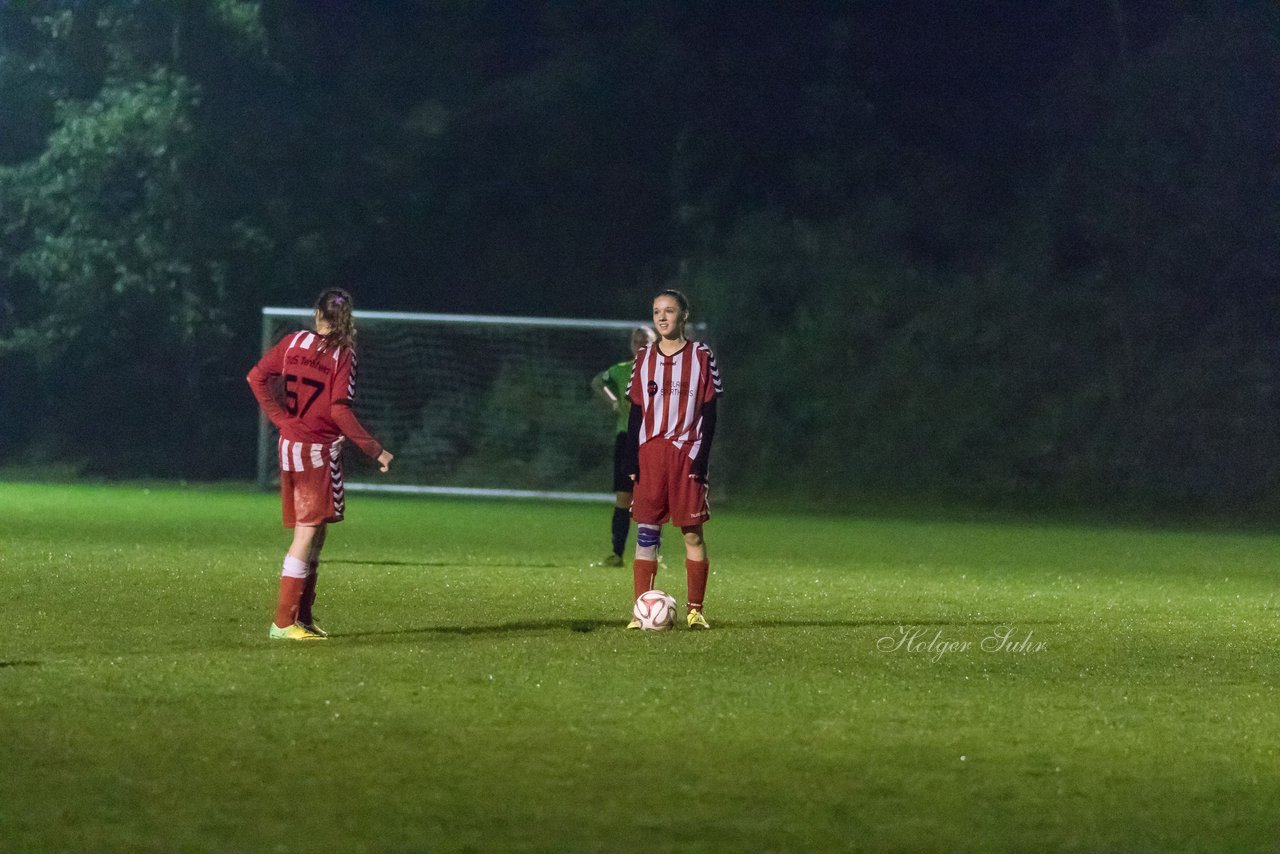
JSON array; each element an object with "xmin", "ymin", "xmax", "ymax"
[{"xmin": 647, "ymin": 380, "xmax": 658, "ymax": 396}]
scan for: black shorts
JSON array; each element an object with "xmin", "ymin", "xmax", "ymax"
[{"xmin": 611, "ymin": 432, "xmax": 633, "ymax": 493}]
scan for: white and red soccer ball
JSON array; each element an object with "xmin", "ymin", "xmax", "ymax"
[{"xmin": 633, "ymin": 589, "xmax": 678, "ymax": 631}]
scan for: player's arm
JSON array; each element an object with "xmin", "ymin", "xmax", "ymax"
[
  {"xmin": 591, "ymin": 370, "xmax": 620, "ymax": 411},
  {"xmin": 331, "ymin": 402, "xmax": 386, "ymax": 462},
  {"xmin": 623, "ymin": 350, "xmax": 647, "ymax": 480},
  {"xmin": 246, "ymin": 350, "xmax": 294, "ymax": 431},
  {"xmin": 332, "ymin": 403, "xmax": 393, "ymax": 472},
  {"xmin": 690, "ymin": 397, "xmax": 718, "ymax": 483},
  {"xmin": 624, "ymin": 403, "xmax": 642, "ymax": 482},
  {"xmin": 330, "ymin": 349, "xmax": 391, "ymax": 471}
]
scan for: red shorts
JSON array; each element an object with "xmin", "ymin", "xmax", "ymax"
[
  {"xmin": 631, "ymin": 440, "xmax": 710, "ymax": 528},
  {"xmin": 279, "ymin": 440, "xmax": 346, "ymax": 527}
]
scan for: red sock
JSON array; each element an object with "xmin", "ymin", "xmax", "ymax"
[
  {"xmin": 273, "ymin": 576, "xmax": 306, "ymax": 628},
  {"xmin": 298, "ymin": 561, "xmax": 319, "ymax": 625},
  {"xmin": 686, "ymin": 559, "xmax": 709, "ymax": 611},
  {"xmin": 633, "ymin": 558, "xmax": 657, "ymax": 601}
]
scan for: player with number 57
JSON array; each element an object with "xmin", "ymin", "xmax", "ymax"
[{"xmin": 247, "ymin": 287, "xmax": 394, "ymax": 641}]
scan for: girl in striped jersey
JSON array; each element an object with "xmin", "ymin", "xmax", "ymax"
[
  {"xmin": 248, "ymin": 288, "xmax": 394, "ymax": 640},
  {"xmin": 624, "ymin": 289, "xmax": 723, "ymax": 629}
]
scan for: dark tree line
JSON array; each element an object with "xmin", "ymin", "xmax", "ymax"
[{"xmin": 1, "ymin": 0, "xmax": 1277, "ymax": 513}]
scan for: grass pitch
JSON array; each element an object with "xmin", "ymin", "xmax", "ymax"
[{"xmin": 1, "ymin": 482, "xmax": 1278, "ymax": 851}]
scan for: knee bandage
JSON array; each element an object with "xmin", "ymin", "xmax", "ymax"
[{"xmin": 635, "ymin": 524, "xmax": 661, "ymax": 560}]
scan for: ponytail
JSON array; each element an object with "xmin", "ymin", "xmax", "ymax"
[{"xmin": 314, "ymin": 288, "xmax": 356, "ymax": 352}]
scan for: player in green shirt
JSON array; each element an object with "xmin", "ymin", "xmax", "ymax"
[{"xmin": 590, "ymin": 326, "xmax": 657, "ymax": 566}]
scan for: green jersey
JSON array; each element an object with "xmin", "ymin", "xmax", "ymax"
[{"xmin": 599, "ymin": 359, "xmax": 634, "ymax": 434}]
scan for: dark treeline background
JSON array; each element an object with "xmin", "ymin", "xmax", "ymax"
[{"xmin": 1, "ymin": 0, "xmax": 1278, "ymax": 513}]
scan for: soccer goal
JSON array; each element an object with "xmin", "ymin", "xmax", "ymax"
[{"xmin": 256, "ymin": 307, "xmax": 696, "ymax": 502}]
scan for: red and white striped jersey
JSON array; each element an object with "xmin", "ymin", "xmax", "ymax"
[
  {"xmin": 628, "ymin": 340, "xmax": 722, "ymax": 459},
  {"xmin": 248, "ymin": 330, "xmax": 382, "ymax": 461}
]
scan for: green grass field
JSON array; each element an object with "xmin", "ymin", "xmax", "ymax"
[{"xmin": 1, "ymin": 482, "xmax": 1278, "ymax": 852}]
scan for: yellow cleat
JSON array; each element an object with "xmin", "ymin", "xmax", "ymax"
[
  {"xmin": 300, "ymin": 622, "xmax": 328, "ymax": 638},
  {"xmin": 269, "ymin": 622, "xmax": 327, "ymax": 641},
  {"xmin": 686, "ymin": 609, "xmax": 710, "ymax": 630},
  {"xmin": 626, "ymin": 617, "xmax": 642, "ymax": 630}
]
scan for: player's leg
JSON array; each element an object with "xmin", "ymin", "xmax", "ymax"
[
  {"xmin": 670, "ymin": 451, "xmax": 712, "ymax": 628},
  {"xmin": 297, "ymin": 522, "xmax": 328, "ymax": 635},
  {"xmin": 633, "ymin": 521, "xmax": 662, "ymax": 597},
  {"xmin": 625, "ymin": 521, "xmax": 661, "ymax": 629},
  {"xmin": 681, "ymin": 524, "xmax": 710, "ymax": 629},
  {"xmin": 610, "ymin": 491, "xmax": 632, "ymax": 562},
  {"xmin": 628, "ymin": 441, "xmax": 670, "ymax": 626},
  {"xmin": 295, "ymin": 445, "xmax": 344, "ymax": 637},
  {"xmin": 271, "ymin": 522, "xmax": 322, "ymax": 636},
  {"xmin": 270, "ymin": 463, "xmax": 332, "ymax": 640},
  {"xmin": 596, "ymin": 433, "xmax": 632, "ymax": 567}
]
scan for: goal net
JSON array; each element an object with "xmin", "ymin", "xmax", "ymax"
[{"xmin": 256, "ymin": 308, "xmax": 694, "ymax": 501}]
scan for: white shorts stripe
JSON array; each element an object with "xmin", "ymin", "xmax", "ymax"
[{"xmin": 278, "ymin": 438, "xmax": 339, "ymax": 473}]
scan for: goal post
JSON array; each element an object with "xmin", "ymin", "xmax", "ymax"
[{"xmin": 256, "ymin": 307, "xmax": 702, "ymax": 502}]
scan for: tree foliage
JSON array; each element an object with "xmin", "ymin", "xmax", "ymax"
[
  {"xmin": 695, "ymin": 3, "xmax": 1280, "ymax": 511},
  {"xmin": 0, "ymin": 0, "xmax": 1277, "ymax": 511}
]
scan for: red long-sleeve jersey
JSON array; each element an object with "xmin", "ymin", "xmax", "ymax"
[{"xmin": 247, "ymin": 330, "xmax": 382, "ymax": 460}]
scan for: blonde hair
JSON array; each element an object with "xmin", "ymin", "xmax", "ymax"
[{"xmin": 631, "ymin": 326, "xmax": 657, "ymax": 346}]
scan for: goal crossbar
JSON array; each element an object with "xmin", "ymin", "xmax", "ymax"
[
  {"xmin": 256, "ymin": 307, "xmax": 697, "ymax": 502},
  {"xmin": 262, "ymin": 306, "xmax": 646, "ymax": 331}
]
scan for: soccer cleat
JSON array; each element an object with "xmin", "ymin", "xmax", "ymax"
[
  {"xmin": 686, "ymin": 609, "xmax": 710, "ymax": 630},
  {"xmin": 626, "ymin": 617, "xmax": 642, "ymax": 630},
  {"xmin": 300, "ymin": 622, "xmax": 328, "ymax": 638},
  {"xmin": 269, "ymin": 622, "xmax": 327, "ymax": 641},
  {"xmin": 592, "ymin": 554, "xmax": 624, "ymax": 568}
]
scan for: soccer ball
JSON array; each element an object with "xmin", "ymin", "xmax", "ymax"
[{"xmin": 633, "ymin": 589, "xmax": 677, "ymax": 631}]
